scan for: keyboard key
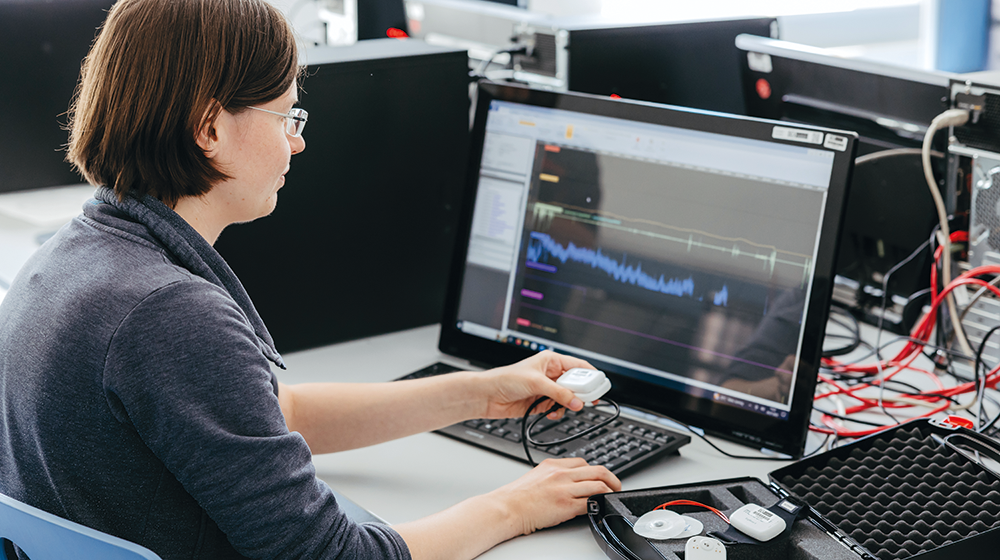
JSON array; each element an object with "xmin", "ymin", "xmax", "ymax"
[
  {"xmin": 604, "ymin": 458, "xmax": 627, "ymax": 470},
  {"xmin": 504, "ymin": 431, "xmax": 522, "ymax": 443},
  {"xmin": 585, "ymin": 428, "xmax": 607, "ymax": 440}
]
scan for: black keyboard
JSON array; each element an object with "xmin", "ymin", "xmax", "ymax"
[{"xmin": 397, "ymin": 362, "xmax": 691, "ymax": 476}]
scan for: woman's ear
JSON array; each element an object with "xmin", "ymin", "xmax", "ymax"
[{"xmin": 195, "ymin": 99, "xmax": 224, "ymax": 157}]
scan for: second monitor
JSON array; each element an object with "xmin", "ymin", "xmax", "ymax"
[{"xmin": 737, "ymin": 35, "xmax": 954, "ymax": 330}]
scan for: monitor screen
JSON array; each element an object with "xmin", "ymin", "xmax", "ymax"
[{"xmin": 439, "ymin": 82, "xmax": 856, "ymax": 457}]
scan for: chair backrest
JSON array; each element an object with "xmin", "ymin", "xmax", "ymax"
[{"xmin": 0, "ymin": 493, "xmax": 161, "ymax": 560}]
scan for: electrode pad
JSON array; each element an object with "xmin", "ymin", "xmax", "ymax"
[{"xmin": 634, "ymin": 510, "xmax": 704, "ymax": 540}]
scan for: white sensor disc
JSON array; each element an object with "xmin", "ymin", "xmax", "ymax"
[
  {"xmin": 633, "ymin": 510, "xmax": 686, "ymax": 540},
  {"xmin": 674, "ymin": 515, "xmax": 703, "ymax": 538}
]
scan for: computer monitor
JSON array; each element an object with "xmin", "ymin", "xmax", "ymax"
[
  {"xmin": 438, "ymin": 81, "xmax": 856, "ymax": 457},
  {"xmin": 0, "ymin": 0, "xmax": 113, "ymax": 193},
  {"xmin": 736, "ymin": 35, "xmax": 954, "ymax": 330},
  {"xmin": 565, "ymin": 17, "xmax": 777, "ymax": 115}
]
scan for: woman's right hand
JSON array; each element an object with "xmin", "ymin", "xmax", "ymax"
[
  {"xmin": 490, "ymin": 458, "xmax": 622, "ymax": 537},
  {"xmin": 393, "ymin": 458, "xmax": 621, "ymax": 560}
]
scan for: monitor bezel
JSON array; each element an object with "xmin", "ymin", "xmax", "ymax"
[{"xmin": 439, "ymin": 81, "xmax": 856, "ymax": 457}]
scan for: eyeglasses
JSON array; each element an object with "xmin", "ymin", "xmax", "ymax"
[{"xmin": 247, "ymin": 106, "xmax": 308, "ymax": 137}]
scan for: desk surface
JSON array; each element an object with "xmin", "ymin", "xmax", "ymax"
[{"xmin": 276, "ymin": 324, "xmax": 791, "ymax": 559}]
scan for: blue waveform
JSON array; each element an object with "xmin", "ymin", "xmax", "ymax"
[
  {"xmin": 528, "ymin": 232, "xmax": 700, "ymax": 299},
  {"xmin": 714, "ymin": 285, "xmax": 729, "ymax": 307}
]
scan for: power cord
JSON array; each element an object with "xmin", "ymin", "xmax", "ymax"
[
  {"xmin": 520, "ymin": 397, "xmax": 620, "ymax": 467},
  {"xmin": 922, "ymin": 108, "xmax": 972, "ymax": 357}
]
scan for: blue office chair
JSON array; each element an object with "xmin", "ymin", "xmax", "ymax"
[{"xmin": 0, "ymin": 492, "xmax": 161, "ymax": 559}]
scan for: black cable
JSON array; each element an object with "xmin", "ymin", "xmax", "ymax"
[
  {"xmin": 663, "ymin": 417, "xmax": 793, "ymax": 462},
  {"xmin": 973, "ymin": 325, "xmax": 1000, "ymax": 430},
  {"xmin": 829, "ymin": 333, "xmax": 973, "ymax": 370},
  {"xmin": 472, "ymin": 45, "xmax": 530, "ymax": 79},
  {"xmin": 801, "ymin": 430, "xmax": 832, "ymax": 458},
  {"xmin": 876, "ymin": 235, "xmax": 933, "ymax": 341},
  {"xmin": 823, "ymin": 310, "xmax": 861, "ymax": 357},
  {"xmin": 812, "ymin": 408, "xmax": 889, "ymax": 428},
  {"xmin": 520, "ymin": 397, "xmax": 620, "ymax": 467},
  {"xmin": 901, "ymin": 287, "xmax": 933, "ymax": 333},
  {"xmin": 890, "ymin": 389, "xmax": 962, "ymax": 407},
  {"xmin": 979, "ymin": 394, "xmax": 1000, "ymax": 434}
]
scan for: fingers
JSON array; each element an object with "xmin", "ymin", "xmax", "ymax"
[
  {"xmin": 503, "ymin": 458, "xmax": 621, "ymax": 535},
  {"xmin": 568, "ymin": 480, "xmax": 619, "ymax": 499},
  {"xmin": 561, "ymin": 463, "xmax": 622, "ymax": 492},
  {"xmin": 538, "ymin": 458, "xmax": 622, "ymax": 492},
  {"xmin": 540, "ymin": 457, "xmax": 588, "ymax": 468},
  {"xmin": 538, "ymin": 350, "xmax": 596, "ymax": 380},
  {"xmin": 533, "ymin": 378, "xmax": 581, "ymax": 413}
]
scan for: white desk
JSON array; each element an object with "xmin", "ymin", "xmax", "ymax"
[{"xmin": 276, "ymin": 324, "xmax": 791, "ymax": 559}]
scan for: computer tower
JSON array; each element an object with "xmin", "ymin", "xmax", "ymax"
[
  {"xmin": 950, "ymin": 74, "xmax": 1000, "ymax": 372},
  {"xmin": 357, "ymin": 0, "xmax": 409, "ymax": 40},
  {"xmin": 319, "ymin": 0, "xmax": 408, "ymax": 45},
  {"xmin": 214, "ymin": 39, "xmax": 470, "ymax": 352}
]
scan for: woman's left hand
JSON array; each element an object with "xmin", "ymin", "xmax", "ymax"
[{"xmin": 476, "ymin": 350, "xmax": 596, "ymax": 420}]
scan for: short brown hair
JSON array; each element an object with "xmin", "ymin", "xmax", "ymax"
[{"xmin": 67, "ymin": 0, "xmax": 300, "ymax": 206}]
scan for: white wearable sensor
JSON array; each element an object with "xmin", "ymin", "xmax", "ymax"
[
  {"xmin": 557, "ymin": 368, "xmax": 611, "ymax": 403},
  {"xmin": 685, "ymin": 536, "xmax": 726, "ymax": 559},
  {"xmin": 729, "ymin": 503, "xmax": 787, "ymax": 542}
]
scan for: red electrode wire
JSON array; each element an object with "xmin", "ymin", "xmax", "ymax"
[
  {"xmin": 654, "ymin": 500, "xmax": 730, "ymax": 524},
  {"xmin": 814, "ymin": 231, "xmax": 1000, "ymax": 438}
]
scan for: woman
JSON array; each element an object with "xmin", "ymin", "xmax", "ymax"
[{"xmin": 0, "ymin": 1, "xmax": 620, "ymax": 559}]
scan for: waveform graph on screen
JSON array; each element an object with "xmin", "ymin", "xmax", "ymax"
[
  {"xmin": 526, "ymin": 231, "xmax": 719, "ymax": 303},
  {"xmin": 507, "ymin": 142, "xmax": 815, "ymax": 403},
  {"xmin": 527, "ymin": 201, "xmax": 813, "ymax": 290},
  {"xmin": 511, "ymin": 199, "xmax": 807, "ymax": 394}
]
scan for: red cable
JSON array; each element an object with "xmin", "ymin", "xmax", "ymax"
[
  {"xmin": 653, "ymin": 500, "xmax": 730, "ymax": 524},
  {"xmin": 812, "ymin": 241, "xmax": 1000, "ymax": 438}
]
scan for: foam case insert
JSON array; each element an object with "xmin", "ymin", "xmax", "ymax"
[{"xmin": 588, "ymin": 419, "xmax": 1000, "ymax": 560}]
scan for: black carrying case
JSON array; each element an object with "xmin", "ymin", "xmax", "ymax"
[{"xmin": 587, "ymin": 418, "xmax": 1000, "ymax": 560}]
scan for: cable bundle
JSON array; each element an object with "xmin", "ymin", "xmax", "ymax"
[{"xmin": 815, "ymin": 107, "xmax": 1000, "ymax": 443}]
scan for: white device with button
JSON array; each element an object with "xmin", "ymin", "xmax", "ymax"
[
  {"xmin": 730, "ymin": 503, "xmax": 787, "ymax": 542},
  {"xmin": 557, "ymin": 368, "xmax": 612, "ymax": 403}
]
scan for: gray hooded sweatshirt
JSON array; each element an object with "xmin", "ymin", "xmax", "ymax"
[{"xmin": 0, "ymin": 187, "xmax": 410, "ymax": 560}]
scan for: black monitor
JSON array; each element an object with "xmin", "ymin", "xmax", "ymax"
[
  {"xmin": 0, "ymin": 0, "xmax": 113, "ymax": 193},
  {"xmin": 213, "ymin": 40, "xmax": 470, "ymax": 352},
  {"xmin": 438, "ymin": 81, "xmax": 856, "ymax": 457},
  {"xmin": 737, "ymin": 35, "xmax": 953, "ymax": 330},
  {"xmin": 566, "ymin": 17, "xmax": 777, "ymax": 115}
]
